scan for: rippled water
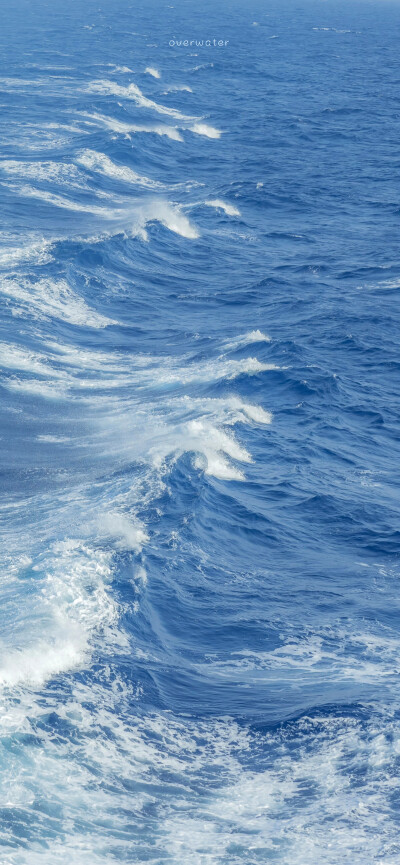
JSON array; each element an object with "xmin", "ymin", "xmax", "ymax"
[{"xmin": 1, "ymin": 0, "xmax": 400, "ymax": 862}]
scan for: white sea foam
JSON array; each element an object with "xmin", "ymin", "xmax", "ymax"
[
  {"xmin": 189, "ymin": 122, "xmax": 221, "ymax": 138},
  {"xmin": 44, "ymin": 121, "xmax": 92, "ymax": 133},
  {"xmin": 225, "ymin": 329, "xmax": 272, "ymax": 349},
  {"xmin": 0, "ymin": 159, "xmax": 85, "ymax": 186},
  {"xmin": 86, "ymin": 79, "xmax": 193, "ymax": 121},
  {"xmin": 0, "ymin": 277, "xmax": 116, "ymax": 328},
  {"xmin": 204, "ymin": 198, "xmax": 240, "ymax": 216},
  {"xmin": 175, "ymin": 395, "xmax": 273, "ymax": 426},
  {"xmin": 145, "ymin": 66, "xmax": 160, "ymax": 78},
  {"xmin": 6, "ymin": 379, "xmax": 70, "ymax": 398},
  {"xmin": 0, "ymin": 541, "xmax": 117, "ymax": 690},
  {"xmin": 76, "ymin": 149, "xmax": 165, "ymax": 189},
  {"xmin": 109, "ymin": 65, "xmax": 133, "ymax": 73},
  {"xmin": 0, "ymin": 343, "xmax": 63, "ymax": 377},
  {"xmin": 81, "ymin": 111, "xmax": 183, "ymax": 140},
  {"xmin": 36, "ymin": 434, "xmax": 71, "ymax": 443},
  {"xmin": 191, "ymin": 62, "xmax": 214, "ymax": 72},
  {"xmin": 83, "ymin": 84, "xmax": 220, "ymax": 138},
  {"xmin": 0, "ymin": 77, "xmax": 47, "ymax": 88},
  {"xmin": 0, "ymin": 239, "xmax": 53, "ymax": 268},
  {"xmin": 140, "ymin": 201, "xmax": 199, "ymax": 239},
  {"xmin": 101, "ymin": 513, "xmax": 149, "ymax": 553},
  {"xmin": 154, "ymin": 356, "xmax": 276, "ymax": 384},
  {"xmin": 162, "ymin": 84, "xmax": 193, "ymax": 93},
  {"xmin": 146, "ymin": 418, "xmax": 252, "ymax": 481},
  {"xmin": 189, "ymin": 421, "xmax": 252, "ymax": 480},
  {"xmin": 10, "ymin": 184, "xmax": 116, "ymax": 216}
]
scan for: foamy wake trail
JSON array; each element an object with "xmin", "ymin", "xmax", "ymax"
[
  {"xmin": 204, "ymin": 198, "xmax": 240, "ymax": 216},
  {"xmin": 0, "ymin": 276, "xmax": 116, "ymax": 328},
  {"xmin": 145, "ymin": 66, "xmax": 160, "ymax": 78}
]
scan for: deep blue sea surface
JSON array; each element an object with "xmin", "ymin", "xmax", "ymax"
[{"xmin": 1, "ymin": 0, "xmax": 400, "ymax": 861}]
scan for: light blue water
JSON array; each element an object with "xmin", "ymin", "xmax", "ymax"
[{"xmin": 1, "ymin": 0, "xmax": 400, "ymax": 861}]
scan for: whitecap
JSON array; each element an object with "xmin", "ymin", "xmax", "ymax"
[
  {"xmin": 224, "ymin": 330, "xmax": 272, "ymax": 349},
  {"xmin": 204, "ymin": 198, "xmax": 240, "ymax": 216},
  {"xmin": 145, "ymin": 66, "xmax": 160, "ymax": 78},
  {"xmin": 189, "ymin": 122, "xmax": 221, "ymax": 139},
  {"xmin": 139, "ymin": 200, "xmax": 199, "ymax": 239}
]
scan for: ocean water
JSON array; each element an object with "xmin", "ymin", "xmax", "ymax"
[{"xmin": 1, "ymin": 0, "xmax": 400, "ymax": 861}]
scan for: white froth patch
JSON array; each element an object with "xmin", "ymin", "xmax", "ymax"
[
  {"xmin": 81, "ymin": 112, "xmax": 183, "ymax": 141},
  {"xmin": 156, "ymin": 356, "xmax": 276, "ymax": 384},
  {"xmin": 86, "ymin": 79, "xmax": 193, "ymax": 121},
  {"xmin": 77, "ymin": 149, "xmax": 164, "ymax": 189},
  {"xmin": 175, "ymin": 395, "xmax": 272, "ymax": 426},
  {"xmin": 0, "ymin": 541, "xmax": 116, "ymax": 690},
  {"xmin": 0, "ymin": 639, "xmax": 85, "ymax": 688},
  {"xmin": 37, "ymin": 434, "xmax": 71, "ymax": 443},
  {"xmin": 0, "ymin": 342, "xmax": 61, "ymax": 377},
  {"xmin": 145, "ymin": 66, "xmax": 160, "ymax": 78},
  {"xmin": 0, "ymin": 159, "xmax": 85, "ymax": 187},
  {"xmin": 162, "ymin": 84, "xmax": 193, "ymax": 94},
  {"xmin": 225, "ymin": 330, "xmax": 272, "ymax": 349},
  {"xmin": 0, "ymin": 239, "xmax": 53, "ymax": 268},
  {"xmin": 109, "ymin": 65, "xmax": 133, "ymax": 73},
  {"xmin": 0, "ymin": 277, "xmax": 116, "ymax": 328},
  {"xmin": 190, "ymin": 122, "xmax": 221, "ymax": 139},
  {"xmin": 148, "ymin": 419, "xmax": 252, "ymax": 482},
  {"xmin": 101, "ymin": 513, "xmax": 149, "ymax": 554},
  {"xmin": 204, "ymin": 199, "xmax": 240, "ymax": 216},
  {"xmin": 189, "ymin": 421, "xmax": 251, "ymax": 480},
  {"xmin": 8, "ymin": 183, "xmax": 117, "ymax": 216},
  {"xmin": 141, "ymin": 201, "xmax": 199, "ymax": 239},
  {"xmin": 6, "ymin": 379, "xmax": 69, "ymax": 398}
]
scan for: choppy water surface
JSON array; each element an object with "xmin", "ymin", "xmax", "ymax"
[{"xmin": 1, "ymin": 0, "xmax": 400, "ymax": 861}]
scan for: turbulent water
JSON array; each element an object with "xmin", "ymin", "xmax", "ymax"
[{"xmin": 1, "ymin": 0, "xmax": 400, "ymax": 861}]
